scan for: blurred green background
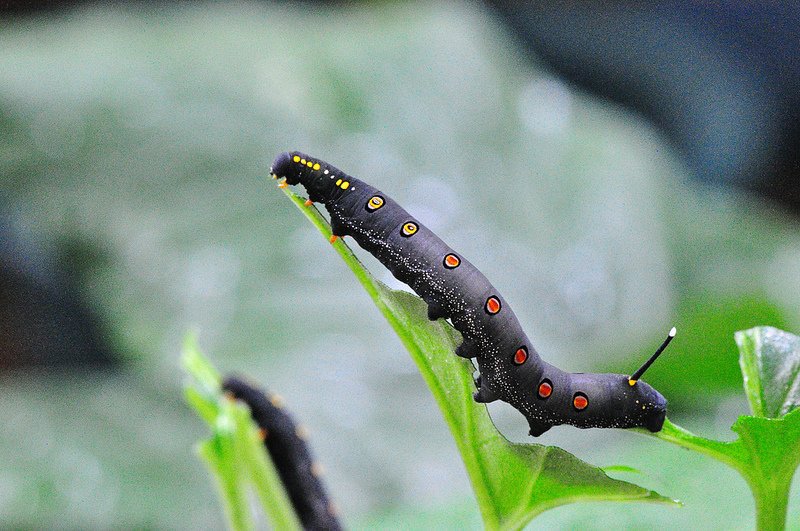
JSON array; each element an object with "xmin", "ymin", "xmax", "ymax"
[{"xmin": 2, "ymin": 1, "xmax": 800, "ymax": 529}]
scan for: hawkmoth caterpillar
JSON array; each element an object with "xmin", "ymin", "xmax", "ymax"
[
  {"xmin": 222, "ymin": 376, "xmax": 342, "ymax": 530},
  {"xmin": 271, "ymin": 151, "xmax": 672, "ymax": 436}
]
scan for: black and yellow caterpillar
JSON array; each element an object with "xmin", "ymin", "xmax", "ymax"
[{"xmin": 272, "ymin": 151, "xmax": 672, "ymax": 436}]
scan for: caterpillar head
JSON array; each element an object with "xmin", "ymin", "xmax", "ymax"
[
  {"xmin": 568, "ymin": 372, "xmax": 667, "ymax": 432},
  {"xmin": 270, "ymin": 151, "xmax": 306, "ymax": 185},
  {"xmin": 623, "ymin": 377, "xmax": 667, "ymax": 432}
]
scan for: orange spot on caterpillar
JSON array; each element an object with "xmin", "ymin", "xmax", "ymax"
[
  {"xmin": 269, "ymin": 393, "xmax": 285, "ymax": 408},
  {"xmin": 328, "ymin": 501, "xmax": 339, "ymax": 517},
  {"xmin": 514, "ymin": 347, "xmax": 528, "ymax": 365},
  {"xmin": 258, "ymin": 428, "xmax": 268, "ymax": 441},
  {"xmin": 295, "ymin": 424, "xmax": 310, "ymax": 440},
  {"xmin": 304, "ymin": 199, "xmax": 313, "ymax": 206},
  {"xmin": 443, "ymin": 253, "xmax": 460, "ymax": 269},
  {"xmin": 278, "ymin": 179, "xmax": 288, "ymax": 188},
  {"xmin": 311, "ymin": 462, "xmax": 326, "ymax": 477},
  {"xmin": 537, "ymin": 380, "xmax": 552, "ymax": 399},
  {"xmin": 329, "ymin": 235, "xmax": 338, "ymax": 244},
  {"xmin": 573, "ymin": 393, "xmax": 589, "ymax": 411},
  {"xmin": 485, "ymin": 296, "xmax": 501, "ymax": 314}
]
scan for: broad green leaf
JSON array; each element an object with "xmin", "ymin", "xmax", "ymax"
[
  {"xmin": 650, "ymin": 327, "xmax": 800, "ymax": 530},
  {"xmin": 736, "ymin": 326, "xmax": 800, "ymax": 418},
  {"xmin": 281, "ymin": 187, "xmax": 675, "ymax": 529},
  {"xmin": 182, "ymin": 339, "xmax": 302, "ymax": 531}
]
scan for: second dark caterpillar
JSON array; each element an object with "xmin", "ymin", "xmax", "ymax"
[{"xmin": 271, "ymin": 151, "xmax": 671, "ymax": 437}]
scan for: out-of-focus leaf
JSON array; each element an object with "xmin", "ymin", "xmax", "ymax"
[
  {"xmin": 736, "ymin": 326, "xmax": 800, "ymax": 418},
  {"xmin": 182, "ymin": 341, "xmax": 302, "ymax": 531}
]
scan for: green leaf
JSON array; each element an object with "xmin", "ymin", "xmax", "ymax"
[
  {"xmin": 736, "ymin": 326, "xmax": 800, "ymax": 418},
  {"xmin": 281, "ymin": 187, "xmax": 676, "ymax": 529},
  {"xmin": 197, "ymin": 402, "xmax": 255, "ymax": 531},
  {"xmin": 649, "ymin": 327, "xmax": 800, "ymax": 530},
  {"xmin": 182, "ymin": 339, "xmax": 302, "ymax": 531}
]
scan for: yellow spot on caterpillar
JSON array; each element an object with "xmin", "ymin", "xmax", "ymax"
[
  {"xmin": 278, "ymin": 180, "xmax": 288, "ymax": 189},
  {"xmin": 367, "ymin": 196, "xmax": 385, "ymax": 210},
  {"xmin": 269, "ymin": 393, "xmax": 285, "ymax": 408},
  {"xmin": 300, "ymin": 158, "xmax": 306, "ymax": 164},
  {"xmin": 401, "ymin": 222, "xmax": 418, "ymax": 237},
  {"xmin": 341, "ymin": 181, "xmax": 350, "ymax": 189},
  {"xmin": 313, "ymin": 163, "xmax": 320, "ymax": 170},
  {"xmin": 628, "ymin": 379, "xmax": 637, "ymax": 386},
  {"xmin": 335, "ymin": 178, "xmax": 342, "ymax": 186},
  {"xmin": 306, "ymin": 161, "xmax": 313, "ymax": 168},
  {"xmin": 311, "ymin": 462, "xmax": 326, "ymax": 477},
  {"xmin": 304, "ymin": 199, "xmax": 313, "ymax": 206},
  {"xmin": 293, "ymin": 155, "xmax": 301, "ymax": 162},
  {"xmin": 295, "ymin": 424, "xmax": 310, "ymax": 440},
  {"xmin": 271, "ymin": 173, "xmax": 277, "ymax": 179}
]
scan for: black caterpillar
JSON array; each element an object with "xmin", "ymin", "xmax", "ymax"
[
  {"xmin": 271, "ymin": 151, "xmax": 672, "ymax": 437},
  {"xmin": 222, "ymin": 376, "xmax": 342, "ymax": 531}
]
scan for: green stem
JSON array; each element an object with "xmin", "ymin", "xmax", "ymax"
[
  {"xmin": 651, "ymin": 419, "xmax": 748, "ymax": 470},
  {"xmin": 198, "ymin": 433, "xmax": 254, "ymax": 531},
  {"xmin": 749, "ymin": 476, "xmax": 790, "ymax": 531}
]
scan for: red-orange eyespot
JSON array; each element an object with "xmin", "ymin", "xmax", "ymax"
[
  {"xmin": 537, "ymin": 379, "xmax": 553, "ymax": 399},
  {"xmin": 485, "ymin": 296, "xmax": 501, "ymax": 315},
  {"xmin": 573, "ymin": 393, "xmax": 589, "ymax": 411},
  {"xmin": 443, "ymin": 253, "xmax": 461, "ymax": 269},
  {"xmin": 513, "ymin": 346, "xmax": 528, "ymax": 365}
]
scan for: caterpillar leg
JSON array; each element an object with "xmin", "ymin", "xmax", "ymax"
[
  {"xmin": 455, "ymin": 340, "xmax": 477, "ymax": 359},
  {"xmin": 426, "ymin": 301, "xmax": 448, "ymax": 321},
  {"xmin": 472, "ymin": 374, "xmax": 499, "ymax": 403},
  {"xmin": 527, "ymin": 418, "xmax": 552, "ymax": 437},
  {"xmin": 330, "ymin": 216, "xmax": 348, "ymax": 240}
]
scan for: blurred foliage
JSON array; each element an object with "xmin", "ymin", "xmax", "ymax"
[
  {"xmin": 182, "ymin": 336, "xmax": 301, "ymax": 531},
  {"xmin": 1, "ymin": 1, "xmax": 799, "ymax": 529}
]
